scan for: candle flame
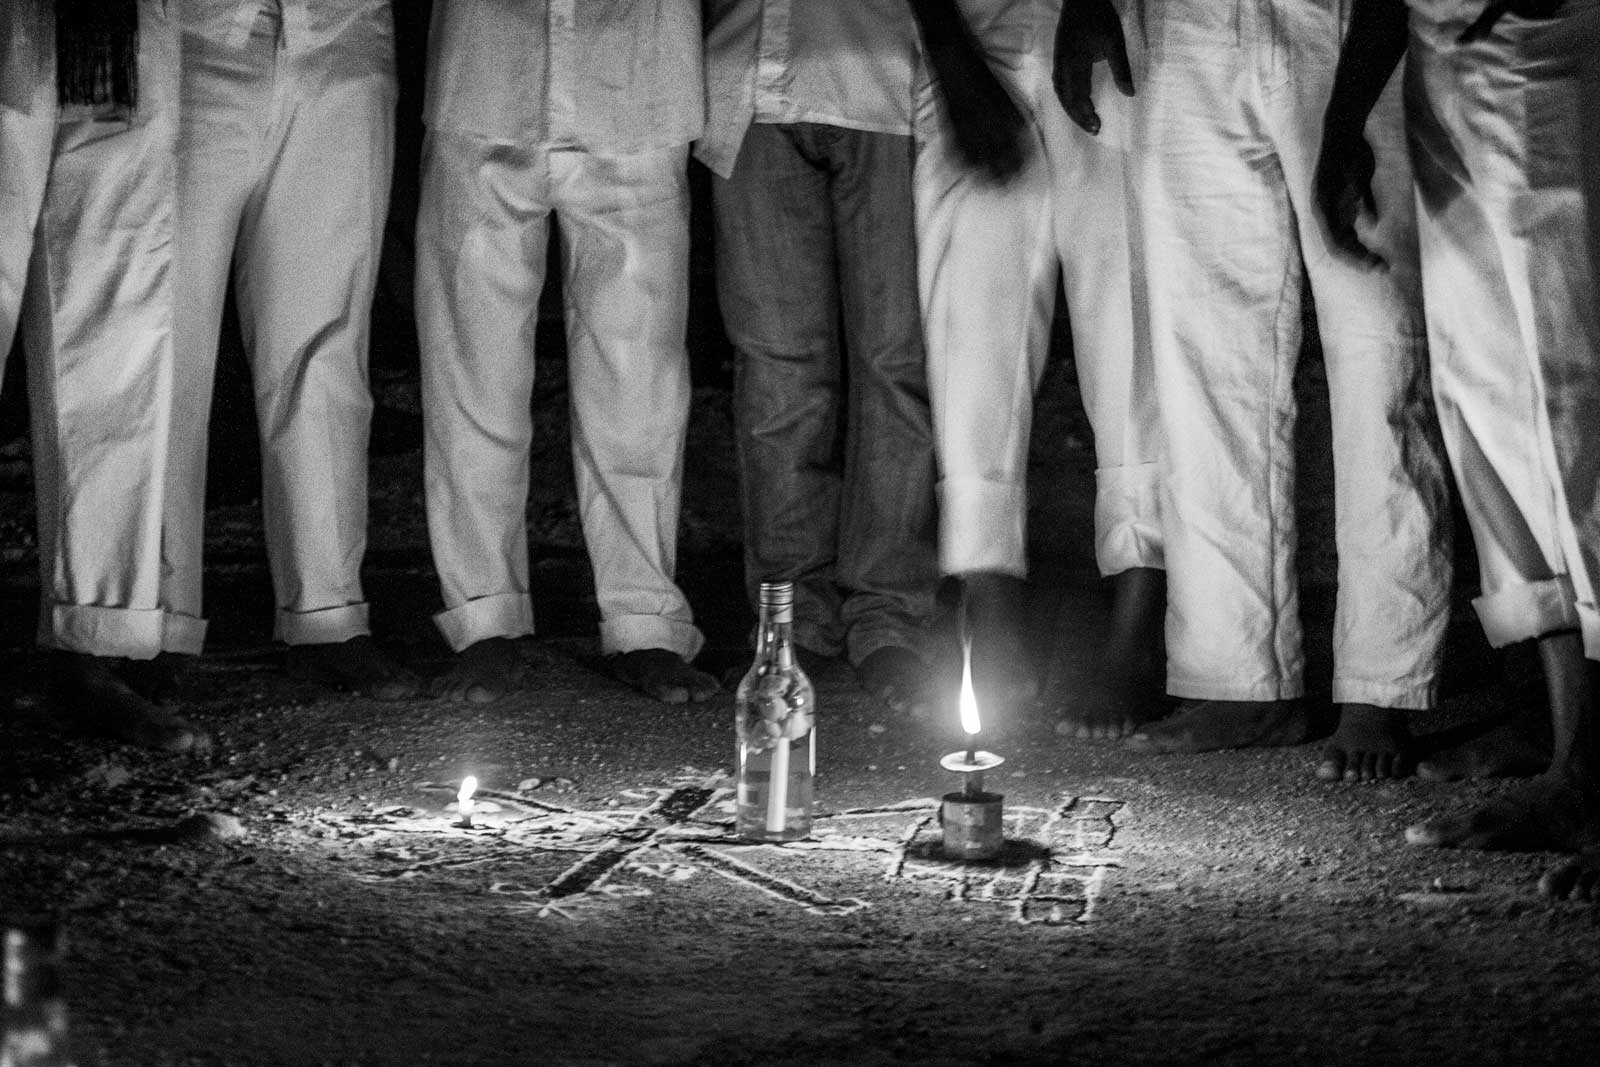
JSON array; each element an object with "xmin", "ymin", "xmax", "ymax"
[
  {"xmin": 457, "ymin": 775, "xmax": 478, "ymax": 815},
  {"xmin": 958, "ymin": 639, "xmax": 981, "ymax": 737}
]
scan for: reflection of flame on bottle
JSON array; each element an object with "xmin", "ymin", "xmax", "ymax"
[{"xmin": 456, "ymin": 776, "xmax": 477, "ymax": 828}]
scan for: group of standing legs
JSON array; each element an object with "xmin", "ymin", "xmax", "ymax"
[{"xmin": 1044, "ymin": 0, "xmax": 1600, "ymax": 889}]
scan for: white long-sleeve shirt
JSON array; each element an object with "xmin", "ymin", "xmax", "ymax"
[
  {"xmin": 697, "ymin": 0, "xmax": 921, "ymax": 178},
  {"xmin": 182, "ymin": 0, "xmax": 391, "ymax": 57},
  {"xmin": 422, "ymin": 0, "xmax": 703, "ymax": 152}
]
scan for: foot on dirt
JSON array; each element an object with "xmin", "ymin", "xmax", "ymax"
[
  {"xmin": 1062, "ymin": 673, "xmax": 1164, "ymax": 740},
  {"xmin": 611, "ymin": 649, "xmax": 720, "ymax": 705},
  {"xmin": 120, "ymin": 651, "xmax": 191, "ymax": 708},
  {"xmin": 1415, "ymin": 718, "xmax": 1551, "ymax": 782},
  {"xmin": 1316, "ymin": 704, "xmax": 1412, "ymax": 782},
  {"xmin": 1125, "ymin": 699, "xmax": 1313, "ymax": 755},
  {"xmin": 286, "ymin": 635, "xmax": 420, "ymax": 701},
  {"xmin": 431, "ymin": 637, "xmax": 526, "ymax": 705},
  {"xmin": 51, "ymin": 653, "xmax": 206, "ymax": 753},
  {"xmin": 1539, "ymin": 848, "xmax": 1600, "ymax": 901},
  {"xmin": 1405, "ymin": 773, "xmax": 1600, "ymax": 851},
  {"xmin": 1066, "ymin": 566, "xmax": 1166, "ymax": 739},
  {"xmin": 964, "ymin": 572, "xmax": 1039, "ymax": 711},
  {"xmin": 855, "ymin": 646, "xmax": 936, "ymax": 720}
]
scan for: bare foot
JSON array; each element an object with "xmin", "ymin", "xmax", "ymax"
[
  {"xmin": 610, "ymin": 648, "xmax": 720, "ymax": 705},
  {"xmin": 1539, "ymin": 848, "xmax": 1600, "ymax": 901},
  {"xmin": 1316, "ymin": 704, "xmax": 1411, "ymax": 782},
  {"xmin": 1125, "ymin": 699, "xmax": 1313, "ymax": 755},
  {"xmin": 1063, "ymin": 567, "xmax": 1167, "ymax": 739},
  {"xmin": 287, "ymin": 635, "xmax": 420, "ymax": 701},
  {"xmin": 1405, "ymin": 773, "xmax": 1600, "ymax": 852},
  {"xmin": 1414, "ymin": 717, "xmax": 1551, "ymax": 782},
  {"xmin": 1063, "ymin": 674, "xmax": 1164, "ymax": 740},
  {"xmin": 965, "ymin": 572, "xmax": 1039, "ymax": 712},
  {"xmin": 855, "ymin": 646, "xmax": 936, "ymax": 719},
  {"xmin": 50, "ymin": 653, "xmax": 207, "ymax": 753},
  {"xmin": 120, "ymin": 652, "xmax": 191, "ymax": 708},
  {"xmin": 431, "ymin": 636, "xmax": 526, "ymax": 704}
]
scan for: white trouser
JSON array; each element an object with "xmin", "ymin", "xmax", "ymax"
[
  {"xmin": 22, "ymin": 0, "xmax": 179, "ymax": 658},
  {"xmin": 417, "ymin": 132, "xmax": 704, "ymax": 659},
  {"xmin": 162, "ymin": 8, "xmax": 395, "ymax": 652},
  {"xmin": 914, "ymin": 0, "xmax": 1160, "ymax": 578},
  {"xmin": 1407, "ymin": 0, "xmax": 1600, "ymax": 660},
  {"xmin": 0, "ymin": 0, "xmax": 53, "ymax": 379},
  {"xmin": 1135, "ymin": 0, "xmax": 1452, "ymax": 707}
]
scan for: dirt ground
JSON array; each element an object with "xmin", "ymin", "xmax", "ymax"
[{"xmin": 3, "ymin": 342, "xmax": 1599, "ymax": 1067}]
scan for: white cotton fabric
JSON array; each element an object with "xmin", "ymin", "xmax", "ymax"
[
  {"xmin": 1132, "ymin": 0, "xmax": 1452, "ymax": 707},
  {"xmin": 698, "ymin": 0, "xmax": 921, "ymax": 179},
  {"xmin": 913, "ymin": 0, "xmax": 1161, "ymax": 578},
  {"xmin": 1405, "ymin": 0, "xmax": 1600, "ymax": 659},
  {"xmin": 418, "ymin": 1, "xmax": 705, "ymax": 658},
  {"xmin": 161, "ymin": 0, "xmax": 395, "ymax": 652},
  {"xmin": 20, "ymin": 0, "xmax": 180, "ymax": 658},
  {"xmin": 422, "ymin": 0, "xmax": 702, "ymax": 150}
]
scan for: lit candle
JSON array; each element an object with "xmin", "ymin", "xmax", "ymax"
[
  {"xmin": 456, "ymin": 775, "xmax": 478, "ymax": 829},
  {"xmin": 958, "ymin": 635, "xmax": 981, "ymax": 769},
  {"xmin": 940, "ymin": 600, "xmax": 1005, "ymax": 860}
]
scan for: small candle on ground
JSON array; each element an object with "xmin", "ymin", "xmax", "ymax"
[{"xmin": 940, "ymin": 631, "xmax": 1006, "ymax": 860}]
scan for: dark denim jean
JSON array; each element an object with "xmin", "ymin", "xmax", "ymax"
[{"xmin": 712, "ymin": 122, "xmax": 938, "ymax": 664}]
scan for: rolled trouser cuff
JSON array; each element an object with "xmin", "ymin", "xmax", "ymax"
[
  {"xmin": 276, "ymin": 602, "xmax": 371, "ymax": 647},
  {"xmin": 1331, "ymin": 678, "xmax": 1435, "ymax": 712},
  {"xmin": 433, "ymin": 593, "xmax": 534, "ymax": 654},
  {"xmin": 1094, "ymin": 462, "xmax": 1163, "ymax": 576},
  {"xmin": 937, "ymin": 476, "xmax": 1027, "ymax": 578},
  {"xmin": 161, "ymin": 612, "xmax": 208, "ymax": 656},
  {"xmin": 844, "ymin": 623, "xmax": 929, "ymax": 670},
  {"xmin": 45, "ymin": 605, "xmax": 166, "ymax": 660},
  {"xmin": 600, "ymin": 615, "xmax": 705, "ymax": 661},
  {"xmin": 1165, "ymin": 674, "xmax": 1305, "ymax": 703},
  {"xmin": 1472, "ymin": 575, "xmax": 1581, "ymax": 649}
]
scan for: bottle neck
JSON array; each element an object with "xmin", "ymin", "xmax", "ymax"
[{"xmin": 754, "ymin": 602, "xmax": 795, "ymax": 666}]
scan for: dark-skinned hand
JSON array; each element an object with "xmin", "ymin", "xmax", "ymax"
[
  {"xmin": 1458, "ymin": 0, "xmax": 1564, "ymax": 43},
  {"xmin": 1052, "ymin": 0, "xmax": 1135, "ymax": 135},
  {"xmin": 1314, "ymin": 125, "xmax": 1384, "ymax": 267},
  {"xmin": 910, "ymin": 0, "xmax": 1029, "ymax": 183}
]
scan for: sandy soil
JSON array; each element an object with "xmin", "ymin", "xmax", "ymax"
[{"xmin": 3, "ymin": 342, "xmax": 1597, "ymax": 1067}]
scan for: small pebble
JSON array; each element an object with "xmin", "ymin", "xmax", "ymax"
[{"xmin": 867, "ymin": 723, "xmax": 887, "ymax": 735}]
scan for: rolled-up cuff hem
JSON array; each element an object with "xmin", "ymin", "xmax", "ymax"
[
  {"xmin": 161, "ymin": 612, "xmax": 208, "ymax": 656},
  {"xmin": 600, "ymin": 616, "xmax": 705, "ymax": 661},
  {"xmin": 1166, "ymin": 675, "xmax": 1304, "ymax": 703},
  {"xmin": 45, "ymin": 604, "xmax": 166, "ymax": 659},
  {"xmin": 434, "ymin": 594, "xmax": 534, "ymax": 653},
  {"xmin": 1331, "ymin": 678, "xmax": 1435, "ymax": 712},
  {"xmin": 276, "ymin": 603, "xmax": 371, "ymax": 646},
  {"xmin": 1094, "ymin": 463, "xmax": 1164, "ymax": 576},
  {"xmin": 1472, "ymin": 576, "xmax": 1580, "ymax": 649},
  {"xmin": 937, "ymin": 476, "xmax": 1027, "ymax": 577},
  {"xmin": 844, "ymin": 626, "xmax": 929, "ymax": 669}
]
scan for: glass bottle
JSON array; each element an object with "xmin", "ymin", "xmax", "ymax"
[
  {"xmin": 734, "ymin": 581, "xmax": 816, "ymax": 841},
  {"xmin": 2, "ymin": 922, "xmax": 73, "ymax": 1067}
]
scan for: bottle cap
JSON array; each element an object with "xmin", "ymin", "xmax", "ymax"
[
  {"xmin": 758, "ymin": 580, "xmax": 794, "ymax": 624},
  {"xmin": 758, "ymin": 581, "xmax": 795, "ymax": 610}
]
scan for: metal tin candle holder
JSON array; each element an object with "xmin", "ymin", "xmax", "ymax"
[{"xmin": 938, "ymin": 750, "xmax": 1005, "ymax": 861}]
